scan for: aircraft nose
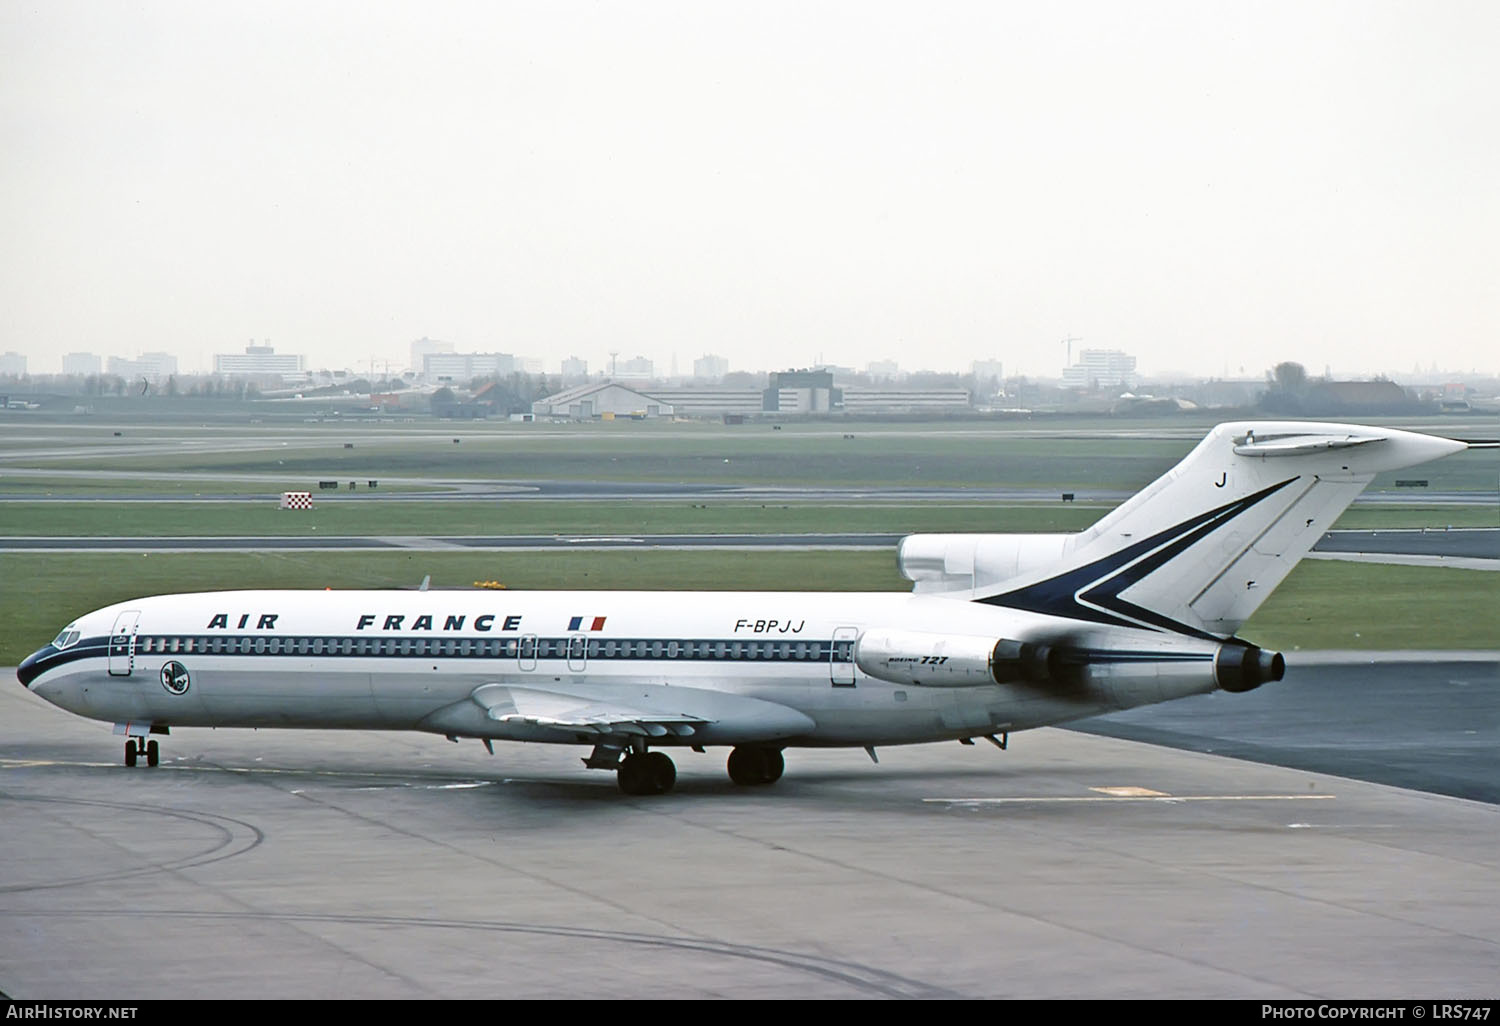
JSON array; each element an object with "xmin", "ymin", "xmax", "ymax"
[{"xmin": 17, "ymin": 647, "xmax": 49, "ymax": 689}]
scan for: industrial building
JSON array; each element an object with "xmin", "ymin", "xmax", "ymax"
[
  {"xmin": 643, "ymin": 388, "xmax": 762, "ymax": 417},
  {"xmin": 532, "ymin": 382, "xmax": 674, "ymax": 419},
  {"xmin": 839, "ymin": 387, "xmax": 970, "ymax": 413},
  {"xmin": 534, "ymin": 369, "xmax": 973, "ymax": 421}
]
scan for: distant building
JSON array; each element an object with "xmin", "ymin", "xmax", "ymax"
[
  {"xmin": 1304, "ymin": 380, "xmax": 1414, "ymax": 414},
  {"xmin": 62, "ymin": 352, "xmax": 101, "ymax": 376},
  {"xmin": 866, "ymin": 360, "xmax": 900, "ymax": 379},
  {"xmin": 643, "ymin": 388, "xmax": 762, "ymax": 417},
  {"xmin": 971, "ymin": 359, "xmax": 1004, "ymax": 381},
  {"xmin": 560, "ymin": 356, "xmax": 589, "ymax": 380},
  {"xmin": 423, "ymin": 352, "xmax": 515, "ymax": 383},
  {"xmin": 764, "ymin": 369, "xmax": 835, "ymax": 413},
  {"xmin": 615, "ymin": 356, "xmax": 654, "ymax": 381},
  {"xmin": 533, "ymin": 382, "xmax": 674, "ymax": 419},
  {"xmin": 108, "ymin": 352, "xmax": 177, "ymax": 380},
  {"xmin": 214, "ymin": 344, "xmax": 306, "ymax": 378},
  {"xmin": 1063, "ymin": 349, "xmax": 1136, "ymax": 390},
  {"xmin": 0, "ymin": 352, "xmax": 27, "ymax": 376},
  {"xmin": 693, "ymin": 354, "xmax": 729, "ymax": 381},
  {"xmin": 1192, "ymin": 378, "xmax": 1264, "ymax": 409},
  {"xmin": 410, "ymin": 337, "xmax": 453, "ymax": 376},
  {"xmin": 840, "ymin": 387, "xmax": 970, "ymax": 413}
]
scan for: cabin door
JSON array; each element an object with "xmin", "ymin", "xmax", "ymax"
[
  {"xmin": 830, "ymin": 626, "xmax": 857, "ymax": 687},
  {"xmin": 108, "ymin": 611, "xmax": 141, "ymax": 677}
]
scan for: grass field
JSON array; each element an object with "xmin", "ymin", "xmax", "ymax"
[
  {"xmin": 1, "ymin": 499, "xmax": 1493, "ymax": 537},
  {"xmin": 3, "ymin": 550, "xmax": 1493, "ymax": 665},
  {"xmin": 7, "ymin": 415, "xmax": 1497, "ymax": 491},
  {"xmin": 10, "ymin": 433, "xmax": 1193, "ymax": 488},
  {"xmin": 0, "ymin": 500, "xmax": 1108, "ymax": 537},
  {"xmin": 3, "ymin": 414, "xmax": 1495, "ymax": 665}
]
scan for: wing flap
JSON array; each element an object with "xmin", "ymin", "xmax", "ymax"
[
  {"xmin": 418, "ymin": 682, "xmax": 815, "ymax": 745},
  {"xmin": 472, "ymin": 684, "xmax": 710, "ymax": 737}
]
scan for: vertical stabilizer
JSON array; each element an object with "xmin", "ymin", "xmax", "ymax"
[{"xmin": 976, "ymin": 422, "xmax": 1466, "ymax": 637}]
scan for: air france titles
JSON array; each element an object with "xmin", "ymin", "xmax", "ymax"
[
  {"xmin": 204, "ymin": 612, "xmax": 524, "ymax": 632},
  {"xmin": 354, "ymin": 613, "xmax": 523, "ymax": 633},
  {"xmin": 206, "ymin": 614, "xmax": 279, "ymax": 630}
]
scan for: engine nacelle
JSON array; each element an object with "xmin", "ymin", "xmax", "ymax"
[
  {"xmin": 855, "ymin": 629, "xmax": 1142, "ymax": 688},
  {"xmin": 854, "ymin": 629, "xmax": 1005, "ymax": 687},
  {"xmin": 897, "ymin": 533, "xmax": 1076, "ymax": 593},
  {"xmin": 855, "ymin": 628, "xmax": 1286, "ymax": 699},
  {"xmin": 855, "ymin": 629, "xmax": 1064, "ymax": 687}
]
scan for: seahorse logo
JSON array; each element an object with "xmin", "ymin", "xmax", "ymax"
[{"xmin": 160, "ymin": 660, "xmax": 191, "ymax": 695}]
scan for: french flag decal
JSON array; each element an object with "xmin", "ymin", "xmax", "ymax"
[{"xmin": 568, "ymin": 615, "xmax": 607, "ymax": 631}]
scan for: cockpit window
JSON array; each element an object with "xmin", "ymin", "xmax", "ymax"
[{"xmin": 52, "ymin": 627, "xmax": 81, "ymax": 649}]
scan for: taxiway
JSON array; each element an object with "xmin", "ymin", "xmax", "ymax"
[{"xmin": 2, "ymin": 655, "xmax": 1495, "ymax": 999}]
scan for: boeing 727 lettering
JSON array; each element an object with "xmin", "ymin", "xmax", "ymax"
[{"xmin": 17, "ymin": 421, "xmax": 1473, "ymax": 794}]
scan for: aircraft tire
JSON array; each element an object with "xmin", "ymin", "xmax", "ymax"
[
  {"xmin": 146, "ymin": 740, "xmax": 159, "ymax": 768},
  {"xmin": 727, "ymin": 746, "xmax": 784, "ymax": 786},
  {"xmin": 618, "ymin": 752, "xmax": 676, "ymax": 796},
  {"xmin": 124, "ymin": 740, "xmax": 137, "ymax": 768},
  {"xmin": 644, "ymin": 752, "xmax": 676, "ymax": 794},
  {"xmin": 760, "ymin": 748, "xmax": 785, "ymax": 784}
]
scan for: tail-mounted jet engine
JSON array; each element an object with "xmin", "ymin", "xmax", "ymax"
[{"xmin": 853, "ymin": 628, "xmax": 1284, "ymax": 693}]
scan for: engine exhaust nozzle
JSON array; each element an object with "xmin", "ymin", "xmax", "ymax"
[{"xmin": 1215, "ymin": 643, "xmax": 1285, "ymax": 693}]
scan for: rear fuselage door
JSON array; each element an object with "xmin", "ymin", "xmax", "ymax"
[{"xmin": 108, "ymin": 610, "xmax": 141, "ymax": 676}]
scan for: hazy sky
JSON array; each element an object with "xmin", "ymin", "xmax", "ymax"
[{"xmin": 3, "ymin": 1, "xmax": 1496, "ymax": 379}]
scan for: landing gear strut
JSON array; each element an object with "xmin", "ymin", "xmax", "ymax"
[
  {"xmin": 124, "ymin": 738, "xmax": 159, "ymax": 768},
  {"xmin": 727, "ymin": 746, "xmax": 784, "ymax": 786},
  {"xmin": 617, "ymin": 751, "xmax": 677, "ymax": 796}
]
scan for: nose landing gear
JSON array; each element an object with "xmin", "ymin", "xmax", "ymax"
[{"xmin": 124, "ymin": 738, "xmax": 159, "ymax": 768}]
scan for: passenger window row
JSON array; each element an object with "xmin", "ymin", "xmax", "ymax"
[{"xmin": 129, "ymin": 635, "xmax": 844, "ymax": 661}]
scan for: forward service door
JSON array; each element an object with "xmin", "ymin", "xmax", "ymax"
[{"xmin": 108, "ymin": 611, "xmax": 141, "ymax": 676}]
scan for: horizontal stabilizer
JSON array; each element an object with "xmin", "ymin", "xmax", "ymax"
[{"xmin": 1230, "ymin": 431, "xmax": 1384, "ymax": 456}]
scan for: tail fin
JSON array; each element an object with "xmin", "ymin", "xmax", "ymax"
[{"xmin": 972, "ymin": 421, "xmax": 1467, "ymax": 638}]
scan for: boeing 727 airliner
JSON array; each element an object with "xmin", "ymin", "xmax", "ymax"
[{"xmin": 17, "ymin": 421, "xmax": 1473, "ymax": 794}]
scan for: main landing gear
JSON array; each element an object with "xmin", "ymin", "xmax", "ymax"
[
  {"xmin": 609, "ymin": 745, "xmax": 787, "ymax": 795},
  {"xmin": 617, "ymin": 751, "xmax": 677, "ymax": 796},
  {"xmin": 124, "ymin": 738, "xmax": 159, "ymax": 768},
  {"xmin": 726, "ymin": 746, "xmax": 784, "ymax": 787}
]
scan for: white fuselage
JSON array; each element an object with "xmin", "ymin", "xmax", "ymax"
[{"xmin": 21, "ymin": 588, "xmax": 1229, "ymax": 748}]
